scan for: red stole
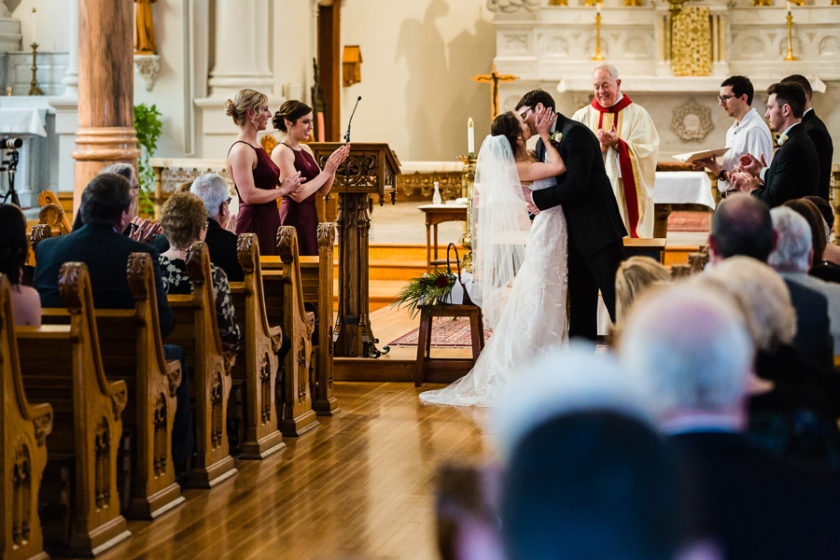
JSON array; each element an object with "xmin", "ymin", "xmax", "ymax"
[{"xmin": 592, "ymin": 96, "xmax": 640, "ymax": 237}]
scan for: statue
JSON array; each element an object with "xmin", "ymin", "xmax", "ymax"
[{"xmin": 134, "ymin": 0, "xmax": 157, "ymax": 55}]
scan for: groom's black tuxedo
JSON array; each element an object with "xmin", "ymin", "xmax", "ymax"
[
  {"xmin": 752, "ymin": 122, "xmax": 819, "ymax": 207},
  {"xmin": 533, "ymin": 112, "xmax": 627, "ymax": 340}
]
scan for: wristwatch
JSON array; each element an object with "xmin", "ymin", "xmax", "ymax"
[{"xmin": 718, "ymin": 170, "xmax": 728, "ymax": 182}]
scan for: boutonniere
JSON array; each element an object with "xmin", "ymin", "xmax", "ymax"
[
  {"xmin": 776, "ymin": 134, "xmax": 788, "ymax": 147},
  {"xmin": 550, "ymin": 132, "xmax": 563, "ymax": 143}
]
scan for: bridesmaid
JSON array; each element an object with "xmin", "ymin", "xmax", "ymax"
[
  {"xmin": 270, "ymin": 100, "xmax": 349, "ymax": 256},
  {"xmin": 225, "ymin": 89, "xmax": 301, "ymax": 256}
]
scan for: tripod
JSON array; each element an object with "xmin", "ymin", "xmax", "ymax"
[{"xmin": 0, "ymin": 146, "xmax": 21, "ymax": 207}]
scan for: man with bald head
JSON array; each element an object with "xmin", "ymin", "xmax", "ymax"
[{"xmin": 572, "ymin": 63, "xmax": 659, "ymax": 238}]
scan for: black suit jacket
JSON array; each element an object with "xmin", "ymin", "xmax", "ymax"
[
  {"xmin": 783, "ymin": 278, "xmax": 834, "ymax": 371},
  {"xmin": 802, "ymin": 110, "xmax": 834, "ymax": 201},
  {"xmin": 34, "ymin": 223, "xmax": 175, "ymax": 337},
  {"xmin": 670, "ymin": 431, "xmax": 840, "ymax": 559},
  {"xmin": 532, "ymin": 113, "xmax": 626, "ymax": 256},
  {"xmin": 152, "ymin": 219, "xmax": 244, "ymax": 283},
  {"xmin": 752, "ymin": 122, "xmax": 819, "ymax": 207}
]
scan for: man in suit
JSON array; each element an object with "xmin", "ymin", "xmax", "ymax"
[
  {"xmin": 516, "ymin": 89, "xmax": 627, "ymax": 340},
  {"xmin": 782, "ymin": 74, "xmax": 834, "ymax": 201},
  {"xmin": 732, "ymin": 82, "xmax": 819, "ymax": 206},
  {"xmin": 620, "ymin": 284, "xmax": 840, "ymax": 559},
  {"xmin": 154, "ymin": 173, "xmax": 244, "ymax": 282}
]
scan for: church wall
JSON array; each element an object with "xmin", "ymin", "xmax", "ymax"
[
  {"xmin": 340, "ymin": 0, "xmax": 494, "ymax": 163},
  {"xmin": 10, "ymin": 0, "xmax": 69, "ymax": 53}
]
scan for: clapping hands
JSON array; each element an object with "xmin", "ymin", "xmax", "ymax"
[
  {"xmin": 325, "ymin": 143, "xmax": 351, "ymax": 174},
  {"xmin": 596, "ymin": 124, "xmax": 618, "ymax": 151},
  {"xmin": 129, "ymin": 217, "xmax": 162, "ymax": 244},
  {"xmin": 738, "ymin": 153, "xmax": 766, "ymax": 177},
  {"xmin": 278, "ymin": 170, "xmax": 303, "ymax": 196},
  {"xmin": 729, "ymin": 171, "xmax": 759, "ymax": 193}
]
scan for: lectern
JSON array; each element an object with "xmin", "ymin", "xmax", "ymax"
[{"xmin": 309, "ymin": 142, "xmax": 400, "ymax": 358}]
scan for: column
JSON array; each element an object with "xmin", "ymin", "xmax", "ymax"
[
  {"xmin": 207, "ymin": 0, "xmax": 272, "ymax": 95},
  {"xmin": 62, "ymin": 0, "xmax": 79, "ymax": 95},
  {"xmin": 72, "ymin": 0, "xmax": 139, "ymax": 210}
]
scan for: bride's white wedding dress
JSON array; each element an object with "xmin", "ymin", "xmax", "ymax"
[{"xmin": 419, "ymin": 176, "xmax": 569, "ymax": 407}]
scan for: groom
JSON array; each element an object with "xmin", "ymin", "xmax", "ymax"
[{"xmin": 516, "ymin": 89, "xmax": 627, "ymax": 340}]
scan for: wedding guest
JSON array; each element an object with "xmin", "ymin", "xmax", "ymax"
[
  {"xmin": 783, "ymin": 198, "xmax": 840, "ymax": 282},
  {"xmin": 0, "ymin": 204, "xmax": 41, "ymax": 326},
  {"xmin": 804, "ymin": 195, "xmax": 840, "ymax": 265},
  {"xmin": 614, "ymin": 256, "xmax": 670, "ymax": 323},
  {"xmin": 225, "ymin": 89, "xmax": 301, "ymax": 256},
  {"xmin": 158, "ymin": 192, "xmax": 241, "ymax": 354},
  {"xmin": 270, "ymin": 100, "xmax": 349, "ymax": 255}
]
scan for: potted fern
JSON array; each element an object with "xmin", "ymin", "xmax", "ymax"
[{"xmin": 134, "ymin": 103, "xmax": 163, "ymax": 217}]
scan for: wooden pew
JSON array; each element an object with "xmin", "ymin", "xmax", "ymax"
[
  {"xmin": 165, "ymin": 242, "xmax": 238, "ymax": 487},
  {"xmin": 16, "ymin": 263, "xmax": 130, "ymax": 556},
  {"xmin": 299, "ymin": 222, "xmax": 339, "ymax": 416},
  {"xmin": 260, "ymin": 227, "xmax": 318, "ymax": 437},
  {"xmin": 1, "ymin": 274, "xmax": 53, "ymax": 560},
  {"xmin": 37, "ymin": 191, "xmax": 73, "ymax": 236},
  {"xmin": 227, "ymin": 234, "xmax": 285, "ymax": 459},
  {"xmin": 41, "ymin": 254, "xmax": 184, "ymax": 520}
]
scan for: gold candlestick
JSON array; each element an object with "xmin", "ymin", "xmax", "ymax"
[
  {"xmin": 784, "ymin": 11, "xmax": 797, "ymax": 61},
  {"xmin": 28, "ymin": 42, "xmax": 45, "ymax": 96},
  {"xmin": 593, "ymin": 11, "xmax": 605, "ymax": 61}
]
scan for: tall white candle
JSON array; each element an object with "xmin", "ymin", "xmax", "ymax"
[
  {"xmin": 31, "ymin": 7, "xmax": 37, "ymax": 46},
  {"xmin": 467, "ymin": 117, "xmax": 475, "ymax": 155},
  {"xmin": 597, "ymin": 1, "xmax": 601, "ymax": 17},
  {"xmin": 786, "ymin": 1, "xmax": 791, "ymax": 15}
]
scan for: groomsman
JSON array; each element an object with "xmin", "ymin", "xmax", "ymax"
[
  {"xmin": 732, "ymin": 82, "xmax": 819, "ymax": 207},
  {"xmin": 781, "ymin": 74, "xmax": 834, "ymax": 201},
  {"xmin": 693, "ymin": 76, "xmax": 773, "ymax": 196},
  {"xmin": 572, "ymin": 63, "xmax": 659, "ymax": 238}
]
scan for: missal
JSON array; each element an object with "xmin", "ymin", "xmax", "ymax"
[{"xmin": 672, "ymin": 147, "xmax": 729, "ymax": 164}]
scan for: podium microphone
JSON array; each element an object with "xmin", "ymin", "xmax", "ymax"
[{"xmin": 345, "ymin": 96, "xmax": 362, "ymax": 143}]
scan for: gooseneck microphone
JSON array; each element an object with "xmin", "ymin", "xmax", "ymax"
[{"xmin": 345, "ymin": 96, "xmax": 362, "ymax": 143}]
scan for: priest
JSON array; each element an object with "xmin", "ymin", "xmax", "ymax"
[{"xmin": 573, "ymin": 63, "xmax": 659, "ymax": 238}]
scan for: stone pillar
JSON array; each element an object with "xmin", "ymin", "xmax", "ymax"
[
  {"xmin": 72, "ymin": 0, "xmax": 139, "ymax": 210},
  {"xmin": 207, "ymin": 0, "xmax": 272, "ymax": 96},
  {"xmin": 62, "ymin": 0, "xmax": 79, "ymax": 95}
]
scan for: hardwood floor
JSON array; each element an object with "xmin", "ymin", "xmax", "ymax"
[{"xmin": 88, "ymin": 382, "xmax": 493, "ymax": 560}]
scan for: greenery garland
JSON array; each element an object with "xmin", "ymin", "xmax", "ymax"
[{"xmin": 391, "ymin": 270, "xmax": 456, "ymax": 317}]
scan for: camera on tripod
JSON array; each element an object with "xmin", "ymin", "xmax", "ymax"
[{"xmin": 1, "ymin": 136, "xmax": 22, "ymax": 150}]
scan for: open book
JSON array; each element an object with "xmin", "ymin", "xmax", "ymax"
[{"xmin": 672, "ymin": 147, "xmax": 729, "ymax": 164}]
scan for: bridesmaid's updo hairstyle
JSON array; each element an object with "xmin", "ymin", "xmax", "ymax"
[
  {"xmin": 491, "ymin": 112, "xmax": 523, "ymax": 156},
  {"xmin": 272, "ymin": 100, "xmax": 313, "ymax": 132},
  {"xmin": 225, "ymin": 89, "xmax": 268, "ymax": 126}
]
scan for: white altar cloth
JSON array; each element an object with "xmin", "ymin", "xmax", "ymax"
[{"xmin": 654, "ymin": 171, "xmax": 715, "ymax": 209}]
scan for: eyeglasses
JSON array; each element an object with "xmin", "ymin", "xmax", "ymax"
[
  {"xmin": 225, "ymin": 197, "xmax": 232, "ymax": 204},
  {"xmin": 718, "ymin": 94, "xmax": 736, "ymax": 103},
  {"xmin": 518, "ymin": 107, "xmax": 532, "ymax": 119}
]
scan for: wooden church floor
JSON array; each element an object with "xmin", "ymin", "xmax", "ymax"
[{"xmin": 87, "ymin": 382, "xmax": 492, "ymax": 560}]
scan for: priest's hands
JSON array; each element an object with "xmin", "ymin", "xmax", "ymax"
[{"xmin": 597, "ymin": 124, "xmax": 618, "ymax": 151}]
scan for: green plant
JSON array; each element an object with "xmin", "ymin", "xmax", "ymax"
[
  {"xmin": 134, "ymin": 103, "xmax": 163, "ymax": 217},
  {"xmin": 391, "ymin": 271, "xmax": 456, "ymax": 317}
]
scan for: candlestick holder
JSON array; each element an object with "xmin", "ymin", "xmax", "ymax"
[
  {"xmin": 457, "ymin": 154, "xmax": 478, "ymax": 272},
  {"xmin": 784, "ymin": 12, "xmax": 797, "ymax": 62},
  {"xmin": 593, "ymin": 13, "xmax": 605, "ymax": 61},
  {"xmin": 28, "ymin": 42, "xmax": 45, "ymax": 96}
]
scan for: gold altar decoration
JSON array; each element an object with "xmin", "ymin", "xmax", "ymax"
[
  {"xmin": 593, "ymin": 2, "xmax": 605, "ymax": 61},
  {"xmin": 28, "ymin": 42, "xmax": 44, "ymax": 96},
  {"xmin": 784, "ymin": 3, "xmax": 797, "ymax": 61},
  {"xmin": 753, "ymin": 0, "xmax": 772, "ymax": 6},
  {"xmin": 470, "ymin": 65, "xmax": 520, "ymax": 119},
  {"xmin": 134, "ymin": 0, "xmax": 157, "ymax": 54},
  {"xmin": 671, "ymin": 6, "xmax": 712, "ymax": 76},
  {"xmin": 549, "ymin": 0, "xmax": 568, "ymax": 6},
  {"xmin": 456, "ymin": 155, "xmax": 477, "ymax": 273},
  {"xmin": 624, "ymin": 0, "xmax": 643, "ymax": 6}
]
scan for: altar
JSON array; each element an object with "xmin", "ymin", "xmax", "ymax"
[{"xmin": 0, "ymin": 96, "xmax": 57, "ymax": 209}]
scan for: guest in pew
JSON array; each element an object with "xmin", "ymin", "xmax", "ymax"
[
  {"xmin": 158, "ymin": 192, "xmax": 241, "ymax": 353},
  {"xmin": 270, "ymin": 100, "xmax": 349, "ymax": 256},
  {"xmin": 152, "ymin": 174, "xmax": 244, "ymax": 282},
  {"xmin": 708, "ymin": 193, "xmax": 833, "ymax": 373},
  {"xmin": 620, "ymin": 283, "xmax": 840, "ymax": 558},
  {"xmin": 614, "ymin": 256, "xmax": 670, "ymax": 324},
  {"xmin": 803, "ymin": 195, "xmax": 840, "ymax": 266},
  {"xmin": 72, "ymin": 163, "xmax": 162, "ymax": 244},
  {"xmin": 492, "ymin": 345, "xmax": 681, "ymax": 560},
  {"xmin": 783, "ymin": 198, "xmax": 840, "ymax": 283},
  {"xmin": 225, "ymin": 89, "xmax": 302, "ymax": 256},
  {"xmin": 0, "ymin": 204, "xmax": 41, "ymax": 326}
]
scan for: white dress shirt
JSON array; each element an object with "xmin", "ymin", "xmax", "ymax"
[{"xmin": 720, "ymin": 108, "xmax": 773, "ymax": 192}]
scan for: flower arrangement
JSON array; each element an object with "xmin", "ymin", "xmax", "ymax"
[{"xmin": 392, "ymin": 270, "xmax": 456, "ymax": 316}]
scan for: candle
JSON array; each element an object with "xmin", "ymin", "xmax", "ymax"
[
  {"xmin": 597, "ymin": 1, "xmax": 601, "ymax": 17},
  {"xmin": 786, "ymin": 1, "xmax": 791, "ymax": 15},
  {"xmin": 31, "ymin": 7, "xmax": 36, "ymax": 46},
  {"xmin": 467, "ymin": 117, "xmax": 475, "ymax": 155}
]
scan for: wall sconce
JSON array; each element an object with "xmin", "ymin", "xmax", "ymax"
[{"xmin": 342, "ymin": 45, "xmax": 362, "ymax": 87}]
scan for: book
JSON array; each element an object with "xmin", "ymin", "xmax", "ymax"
[{"xmin": 672, "ymin": 147, "xmax": 729, "ymax": 164}]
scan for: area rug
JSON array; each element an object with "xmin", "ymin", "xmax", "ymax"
[
  {"xmin": 388, "ymin": 317, "xmax": 492, "ymax": 347},
  {"xmin": 667, "ymin": 210, "xmax": 711, "ymax": 232}
]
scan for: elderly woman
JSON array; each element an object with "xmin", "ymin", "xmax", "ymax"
[
  {"xmin": 158, "ymin": 192, "xmax": 241, "ymax": 353},
  {"xmin": 0, "ymin": 204, "xmax": 41, "ymax": 326}
]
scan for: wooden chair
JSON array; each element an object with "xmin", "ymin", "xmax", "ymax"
[
  {"xmin": 41, "ymin": 254, "xmax": 184, "ymax": 520},
  {"xmin": 259, "ymin": 227, "xmax": 318, "ymax": 437},
  {"xmin": 415, "ymin": 304, "xmax": 485, "ymax": 387},
  {"xmin": 227, "ymin": 234, "xmax": 285, "ymax": 459},
  {"xmin": 1, "ymin": 274, "xmax": 54, "ymax": 560},
  {"xmin": 16, "ymin": 263, "xmax": 130, "ymax": 556},
  {"xmin": 165, "ymin": 242, "xmax": 238, "ymax": 488},
  {"xmin": 299, "ymin": 222, "xmax": 339, "ymax": 416}
]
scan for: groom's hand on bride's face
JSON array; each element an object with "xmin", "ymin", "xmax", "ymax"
[{"xmin": 534, "ymin": 106, "xmax": 555, "ymax": 137}]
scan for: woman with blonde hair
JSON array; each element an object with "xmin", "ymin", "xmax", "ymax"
[
  {"xmin": 225, "ymin": 89, "xmax": 301, "ymax": 256},
  {"xmin": 614, "ymin": 256, "xmax": 671, "ymax": 324}
]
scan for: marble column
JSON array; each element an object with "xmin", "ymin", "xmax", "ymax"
[
  {"xmin": 207, "ymin": 0, "xmax": 273, "ymax": 95},
  {"xmin": 72, "ymin": 0, "xmax": 139, "ymax": 210}
]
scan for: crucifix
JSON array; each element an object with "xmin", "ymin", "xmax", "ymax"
[{"xmin": 470, "ymin": 65, "xmax": 520, "ymax": 119}]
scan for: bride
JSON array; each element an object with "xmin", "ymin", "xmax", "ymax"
[{"xmin": 420, "ymin": 107, "xmax": 569, "ymax": 407}]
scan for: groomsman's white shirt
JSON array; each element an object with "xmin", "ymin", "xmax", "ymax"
[{"xmin": 719, "ymin": 108, "xmax": 773, "ymax": 192}]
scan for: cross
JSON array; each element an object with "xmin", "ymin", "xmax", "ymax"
[{"xmin": 471, "ymin": 65, "xmax": 520, "ymax": 119}]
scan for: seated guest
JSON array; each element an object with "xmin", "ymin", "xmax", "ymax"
[
  {"xmin": 803, "ymin": 195, "xmax": 840, "ymax": 265},
  {"xmin": 769, "ymin": 206, "xmax": 840, "ymax": 354},
  {"xmin": 784, "ymin": 198, "xmax": 840, "ymax": 282},
  {"xmin": 158, "ymin": 192, "xmax": 241, "ymax": 353},
  {"xmin": 614, "ymin": 256, "xmax": 670, "ymax": 324},
  {"xmin": 0, "ymin": 204, "xmax": 41, "ymax": 326},
  {"xmin": 492, "ymin": 345, "xmax": 680, "ymax": 560},
  {"xmin": 620, "ymin": 283, "xmax": 840, "ymax": 559}
]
